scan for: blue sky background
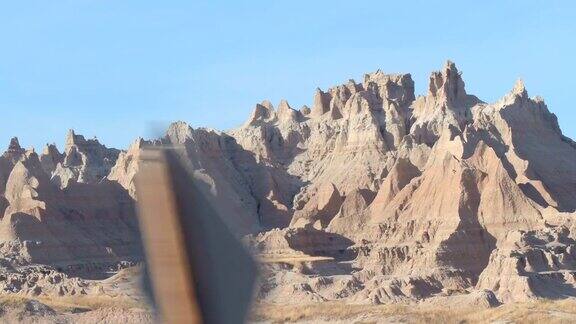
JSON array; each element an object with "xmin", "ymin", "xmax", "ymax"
[{"xmin": 1, "ymin": 1, "xmax": 575, "ymax": 151}]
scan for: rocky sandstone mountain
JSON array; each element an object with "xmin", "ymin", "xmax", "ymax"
[{"xmin": 1, "ymin": 61, "xmax": 575, "ymax": 309}]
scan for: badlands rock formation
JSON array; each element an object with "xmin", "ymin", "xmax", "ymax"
[
  {"xmin": 0, "ymin": 135, "xmax": 140, "ymax": 270},
  {"xmin": 0, "ymin": 61, "xmax": 575, "ymax": 312},
  {"xmin": 235, "ymin": 61, "xmax": 576, "ymax": 305}
]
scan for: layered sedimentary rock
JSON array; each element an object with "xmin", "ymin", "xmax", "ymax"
[
  {"xmin": 0, "ymin": 145, "xmax": 140, "ymax": 268},
  {"xmin": 1, "ymin": 61, "xmax": 575, "ymax": 307},
  {"xmin": 231, "ymin": 61, "xmax": 576, "ymax": 304}
]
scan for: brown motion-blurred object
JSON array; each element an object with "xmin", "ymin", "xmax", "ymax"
[{"xmin": 135, "ymin": 148, "xmax": 257, "ymax": 324}]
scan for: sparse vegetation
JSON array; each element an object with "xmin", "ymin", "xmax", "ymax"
[{"xmin": 251, "ymin": 299, "xmax": 576, "ymax": 323}]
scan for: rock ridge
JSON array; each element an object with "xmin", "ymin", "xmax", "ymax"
[{"xmin": 1, "ymin": 61, "xmax": 575, "ymax": 307}]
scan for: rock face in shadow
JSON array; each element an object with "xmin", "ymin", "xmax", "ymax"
[
  {"xmin": 1, "ymin": 61, "xmax": 576, "ymax": 306},
  {"xmin": 0, "ymin": 148, "xmax": 141, "ymax": 269}
]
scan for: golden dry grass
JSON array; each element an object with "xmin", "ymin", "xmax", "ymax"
[
  {"xmin": 258, "ymin": 255, "xmax": 334, "ymax": 264},
  {"xmin": 251, "ymin": 299, "xmax": 576, "ymax": 323},
  {"xmin": 0, "ymin": 293, "xmax": 146, "ymax": 313},
  {"xmin": 43, "ymin": 294, "xmax": 145, "ymax": 310},
  {"xmin": 0, "ymin": 294, "xmax": 154, "ymax": 323}
]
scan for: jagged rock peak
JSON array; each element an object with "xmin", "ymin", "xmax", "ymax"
[
  {"xmin": 496, "ymin": 79, "xmax": 536, "ymax": 108},
  {"xmin": 363, "ymin": 71, "xmax": 415, "ymax": 106},
  {"xmin": 260, "ymin": 100, "xmax": 274, "ymax": 111},
  {"xmin": 4, "ymin": 150, "xmax": 50, "ymax": 209},
  {"xmin": 277, "ymin": 99, "xmax": 291, "ymax": 112},
  {"xmin": 54, "ymin": 129, "xmax": 121, "ymax": 186},
  {"xmin": 39, "ymin": 143, "xmax": 63, "ymax": 175},
  {"xmin": 65, "ymin": 129, "xmax": 99, "ymax": 151},
  {"xmin": 8, "ymin": 137, "xmax": 24, "ymax": 153},
  {"xmin": 42, "ymin": 143, "xmax": 61, "ymax": 156},
  {"xmin": 276, "ymin": 99, "xmax": 300, "ymax": 122},
  {"xmin": 428, "ymin": 60, "xmax": 467, "ymax": 105},
  {"xmin": 363, "ymin": 69, "xmax": 411, "ymax": 84},
  {"xmin": 3, "ymin": 137, "xmax": 26, "ymax": 163},
  {"xmin": 65, "ymin": 129, "xmax": 77, "ymax": 148},
  {"xmin": 247, "ymin": 103, "xmax": 275, "ymax": 125},
  {"xmin": 165, "ymin": 121, "xmax": 195, "ymax": 143},
  {"xmin": 64, "ymin": 129, "xmax": 117, "ymax": 158},
  {"xmin": 311, "ymin": 88, "xmax": 331, "ymax": 117},
  {"xmin": 131, "ymin": 137, "xmax": 148, "ymax": 150},
  {"xmin": 127, "ymin": 137, "xmax": 158, "ymax": 152},
  {"xmin": 363, "ymin": 68, "xmax": 384, "ymax": 83},
  {"xmin": 167, "ymin": 120, "xmax": 190, "ymax": 131},
  {"xmin": 511, "ymin": 78, "xmax": 528, "ymax": 98},
  {"xmin": 345, "ymin": 79, "xmax": 362, "ymax": 93}
]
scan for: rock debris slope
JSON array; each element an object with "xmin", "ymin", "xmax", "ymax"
[{"xmin": 0, "ymin": 61, "xmax": 575, "ymax": 306}]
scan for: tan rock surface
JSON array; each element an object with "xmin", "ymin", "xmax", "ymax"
[{"xmin": 229, "ymin": 61, "xmax": 576, "ymax": 305}]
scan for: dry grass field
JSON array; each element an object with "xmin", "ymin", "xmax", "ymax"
[
  {"xmin": 2, "ymin": 290, "xmax": 576, "ymax": 323},
  {"xmin": 251, "ymin": 299, "xmax": 576, "ymax": 323}
]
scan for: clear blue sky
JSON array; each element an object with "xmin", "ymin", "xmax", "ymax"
[{"xmin": 1, "ymin": 1, "xmax": 575, "ymax": 151}]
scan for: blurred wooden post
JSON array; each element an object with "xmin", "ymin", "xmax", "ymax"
[{"xmin": 136, "ymin": 149, "xmax": 202, "ymax": 324}]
